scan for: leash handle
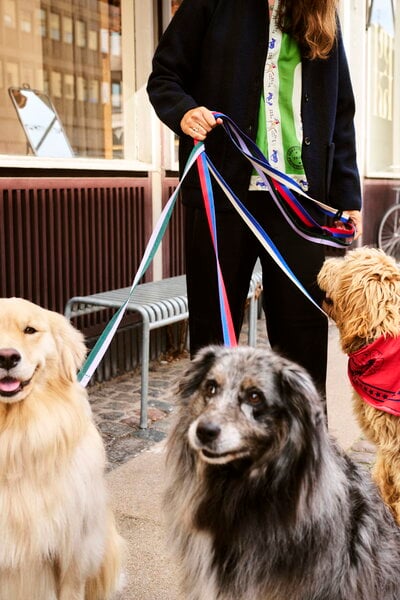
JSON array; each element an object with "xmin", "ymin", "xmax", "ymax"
[{"xmin": 212, "ymin": 111, "xmax": 356, "ymax": 247}]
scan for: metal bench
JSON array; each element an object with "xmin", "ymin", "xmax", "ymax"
[{"xmin": 65, "ymin": 270, "xmax": 262, "ymax": 428}]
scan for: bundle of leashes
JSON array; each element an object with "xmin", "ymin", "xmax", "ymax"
[
  {"xmin": 213, "ymin": 112, "xmax": 355, "ymax": 248},
  {"xmin": 78, "ymin": 113, "xmax": 356, "ymax": 385}
]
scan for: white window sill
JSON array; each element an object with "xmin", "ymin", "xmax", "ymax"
[{"xmin": 0, "ymin": 155, "xmax": 154, "ymax": 172}]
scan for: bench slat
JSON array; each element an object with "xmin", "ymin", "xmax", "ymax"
[{"xmin": 65, "ymin": 272, "xmax": 262, "ymax": 428}]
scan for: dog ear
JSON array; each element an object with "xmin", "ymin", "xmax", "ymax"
[
  {"xmin": 178, "ymin": 346, "xmax": 218, "ymax": 399},
  {"xmin": 278, "ymin": 360, "xmax": 323, "ymax": 426},
  {"xmin": 338, "ymin": 256, "xmax": 400, "ymax": 346},
  {"xmin": 267, "ymin": 358, "xmax": 325, "ymax": 511},
  {"xmin": 49, "ymin": 311, "xmax": 87, "ymax": 382},
  {"xmin": 317, "ymin": 256, "xmax": 341, "ymax": 292}
]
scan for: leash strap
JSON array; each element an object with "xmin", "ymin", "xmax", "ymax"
[
  {"xmin": 78, "ymin": 143, "xmax": 204, "ymax": 387},
  {"xmin": 204, "ymin": 154, "xmax": 325, "ymax": 314},
  {"xmin": 196, "ymin": 147, "xmax": 238, "ymax": 346},
  {"xmin": 214, "ymin": 112, "xmax": 355, "ymax": 248}
]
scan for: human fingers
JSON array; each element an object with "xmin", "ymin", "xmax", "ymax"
[
  {"xmin": 180, "ymin": 107, "xmax": 223, "ymax": 140},
  {"xmin": 342, "ymin": 210, "xmax": 363, "ymax": 241}
]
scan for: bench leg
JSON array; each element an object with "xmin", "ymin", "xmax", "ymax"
[
  {"xmin": 247, "ymin": 295, "xmax": 258, "ymax": 347},
  {"xmin": 139, "ymin": 319, "xmax": 150, "ymax": 429},
  {"xmin": 64, "ymin": 300, "xmax": 73, "ymax": 319}
]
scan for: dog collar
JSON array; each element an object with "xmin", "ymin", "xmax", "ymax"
[{"xmin": 348, "ymin": 335, "xmax": 400, "ymax": 416}]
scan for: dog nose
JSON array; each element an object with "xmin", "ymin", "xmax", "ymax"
[
  {"xmin": 0, "ymin": 348, "xmax": 21, "ymax": 370},
  {"xmin": 196, "ymin": 421, "xmax": 221, "ymax": 444}
]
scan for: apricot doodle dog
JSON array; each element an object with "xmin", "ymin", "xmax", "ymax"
[
  {"xmin": 0, "ymin": 298, "xmax": 123, "ymax": 600},
  {"xmin": 164, "ymin": 345, "xmax": 400, "ymax": 600},
  {"xmin": 318, "ymin": 247, "xmax": 400, "ymax": 522}
]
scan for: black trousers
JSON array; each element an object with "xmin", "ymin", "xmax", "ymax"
[{"xmin": 184, "ymin": 191, "xmax": 328, "ymax": 398}]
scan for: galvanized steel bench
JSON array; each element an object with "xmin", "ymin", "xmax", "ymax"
[{"xmin": 65, "ymin": 271, "xmax": 262, "ymax": 428}]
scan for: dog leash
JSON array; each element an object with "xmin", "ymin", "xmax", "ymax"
[
  {"xmin": 193, "ymin": 113, "xmax": 357, "ymax": 343},
  {"xmin": 213, "ymin": 112, "xmax": 356, "ymax": 248},
  {"xmin": 193, "ymin": 141, "xmax": 326, "ymax": 350},
  {"xmin": 196, "ymin": 146, "xmax": 238, "ymax": 347},
  {"xmin": 78, "ymin": 142, "xmax": 204, "ymax": 387},
  {"xmin": 78, "ymin": 113, "xmax": 355, "ymax": 383}
]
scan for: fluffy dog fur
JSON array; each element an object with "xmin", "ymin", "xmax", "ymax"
[
  {"xmin": 0, "ymin": 298, "xmax": 123, "ymax": 600},
  {"xmin": 164, "ymin": 345, "xmax": 400, "ymax": 600},
  {"xmin": 318, "ymin": 247, "xmax": 400, "ymax": 522}
]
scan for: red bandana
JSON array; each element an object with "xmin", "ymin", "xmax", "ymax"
[{"xmin": 348, "ymin": 335, "xmax": 400, "ymax": 416}]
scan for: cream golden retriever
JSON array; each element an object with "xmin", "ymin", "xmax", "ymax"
[
  {"xmin": 0, "ymin": 298, "xmax": 123, "ymax": 600},
  {"xmin": 318, "ymin": 247, "xmax": 400, "ymax": 523}
]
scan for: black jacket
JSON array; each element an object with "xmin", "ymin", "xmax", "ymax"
[{"xmin": 147, "ymin": 0, "xmax": 362, "ymax": 212}]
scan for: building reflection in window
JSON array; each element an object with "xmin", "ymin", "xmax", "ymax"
[{"xmin": 0, "ymin": 0, "xmax": 123, "ymax": 159}]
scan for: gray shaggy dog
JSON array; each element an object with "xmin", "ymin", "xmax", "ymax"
[{"xmin": 164, "ymin": 345, "xmax": 400, "ymax": 600}]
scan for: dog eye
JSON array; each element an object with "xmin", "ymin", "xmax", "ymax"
[
  {"xmin": 24, "ymin": 326, "xmax": 37, "ymax": 335},
  {"xmin": 205, "ymin": 380, "xmax": 218, "ymax": 397},
  {"xmin": 245, "ymin": 390, "xmax": 263, "ymax": 406}
]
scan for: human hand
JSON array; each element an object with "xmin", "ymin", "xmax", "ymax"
[
  {"xmin": 180, "ymin": 107, "xmax": 223, "ymax": 140},
  {"xmin": 343, "ymin": 210, "xmax": 362, "ymax": 241},
  {"xmin": 335, "ymin": 210, "xmax": 362, "ymax": 241}
]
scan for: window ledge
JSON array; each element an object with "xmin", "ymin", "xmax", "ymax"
[
  {"xmin": 365, "ymin": 172, "xmax": 400, "ymax": 180},
  {"xmin": 0, "ymin": 154, "xmax": 154, "ymax": 172}
]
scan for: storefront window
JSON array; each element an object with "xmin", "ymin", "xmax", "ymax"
[
  {"xmin": 366, "ymin": 0, "xmax": 399, "ymax": 176},
  {"xmin": 0, "ymin": 0, "xmax": 125, "ymax": 159}
]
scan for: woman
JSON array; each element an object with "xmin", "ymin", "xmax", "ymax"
[{"xmin": 147, "ymin": 0, "xmax": 362, "ymax": 401}]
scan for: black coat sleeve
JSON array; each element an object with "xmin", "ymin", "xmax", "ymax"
[
  {"xmin": 147, "ymin": 0, "xmax": 219, "ymax": 135},
  {"xmin": 329, "ymin": 32, "xmax": 362, "ymax": 210}
]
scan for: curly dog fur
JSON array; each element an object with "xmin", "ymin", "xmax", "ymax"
[{"xmin": 318, "ymin": 247, "xmax": 400, "ymax": 522}]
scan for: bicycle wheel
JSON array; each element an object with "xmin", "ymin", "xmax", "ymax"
[{"xmin": 378, "ymin": 204, "xmax": 400, "ymax": 262}]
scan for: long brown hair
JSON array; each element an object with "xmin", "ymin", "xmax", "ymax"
[{"xmin": 276, "ymin": 0, "xmax": 339, "ymax": 59}]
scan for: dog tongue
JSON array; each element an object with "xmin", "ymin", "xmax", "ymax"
[{"xmin": 0, "ymin": 378, "xmax": 21, "ymax": 393}]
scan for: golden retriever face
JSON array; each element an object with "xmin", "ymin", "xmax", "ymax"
[
  {"xmin": 0, "ymin": 298, "xmax": 86, "ymax": 404},
  {"xmin": 317, "ymin": 247, "xmax": 400, "ymax": 353}
]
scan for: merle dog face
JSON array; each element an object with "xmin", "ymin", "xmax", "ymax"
[
  {"xmin": 165, "ymin": 345, "xmax": 400, "ymax": 600},
  {"xmin": 177, "ymin": 345, "xmax": 324, "ymax": 470}
]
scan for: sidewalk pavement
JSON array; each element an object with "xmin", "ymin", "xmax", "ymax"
[{"xmin": 88, "ymin": 318, "xmax": 376, "ymax": 600}]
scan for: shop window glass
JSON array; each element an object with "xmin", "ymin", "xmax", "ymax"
[
  {"xmin": 4, "ymin": 0, "xmax": 17, "ymax": 29},
  {"xmin": 75, "ymin": 19, "xmax": 86, "ymax": 48},
  {"xmin": 88, "ymin": 30, "xmax": 98, "ymax": 51},
  {"xmin": 49, "ymin": 12, "xmax": 60, "ymax": 41},
  {"xmin": 0, "ymin": 0, "xmax": 125, "ymax": 160},
  {"xmin": 20, "ymin": 10, "xmax": 33, "ymax": 34},
  {"xmin": 366, "ymin": 0, "xmax": 399, "ymax": 176},
  {"xmin": 39, "ymin": 8, "xmax": 47, "ymax": 37},
  {"xmin": 63, "ymin": 16, "xmax": 73, "ymax": 44}
]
